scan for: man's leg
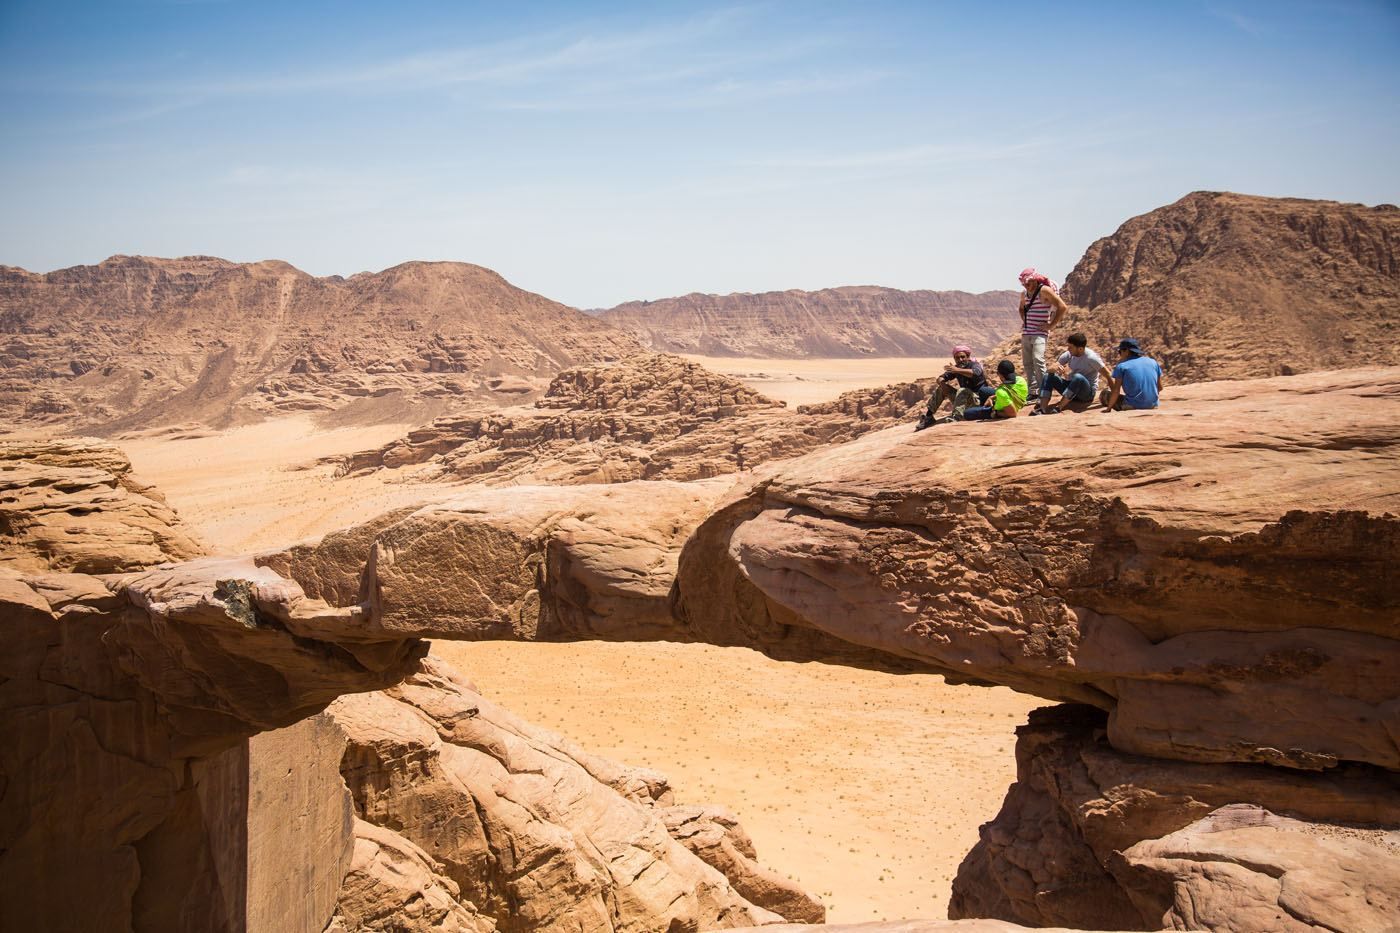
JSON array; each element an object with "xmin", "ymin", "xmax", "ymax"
[
  {"xmin": 962, "ymin": 404, "xmax": 995, "ymax": 421},
  {"xmin": 1066, "ymin": 373, "xmax": 1093, "ymax": 405},
  {"xmin": 950, "ymin": 387, "xmax": 975, "ymax": 420},
  {"xmin": 1039, "ymin": 372, "xmax": 1069, "ymax": 411},
  {"xmin": 1022, "ymin": 335, "xmax": 1046, "ymax": 398}
]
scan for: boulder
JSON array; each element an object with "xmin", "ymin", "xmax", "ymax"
[
  {"xmin": 0, "ymin": 436, "xmax": 202, "ymax": 572},
  {"xmin": 949, "ymin": 705, "xmax": 1400, "ymax": 932},
  {"xmin": 326, "ymin": 655, "xmax": 818, "ymax": 929}
]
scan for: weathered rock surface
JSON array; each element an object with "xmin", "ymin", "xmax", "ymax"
[
  {"xmin": 950, "ymin": 705, "xmax": 1400, "ymax": 932},
  {"xmin": 2, "ymin": 436, "xmax": 820, "ymax": 932},
  {"xmin": 339, "ymin": 353, "xmax": 884, "ymax": 486},
  {"xmin": 262, "ymin": 477, "xmax": 732, "ymax": 643},
  {"xmin": 995, "ymin": 191, "xmax": 1400, "ymax": 384},
  {"xmin": 596, "ymin": 286, "xmax": 1019, "ymax": 358},
  {"xmin": 0, "ymin": 435, "xmax": 203, "ymax": 572},
  {"xmin": 671, "ymin": 368, "xmax": 1400, "ymax": 769},
  {"xmin": 735, "ymin": 923, "xmax": 1130, "ymax": 932},
  {"xmin": 0, "ymin": 557, "xmax": 428, "ymax": 930},
  {"xmin": 327, "ymin": 656, "xmax": 818, "ymax": 930},
  {"xmin": 0, "ymin": 255, "xmax": 642, "ymax": 430}
]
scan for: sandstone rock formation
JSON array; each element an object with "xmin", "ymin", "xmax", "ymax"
[
  {"xmin": 661, "ymin": 366, "xmax": 1400, "ymax": 929},
  {"xmin": 0, "ymin": 255, "xmax": 642, "ymax": 430},
  {"xmin": 949, "ymin": 705, "xmax": 1400, "ymax": 932},
  {"xmin": 325, "ymin": 656, "xmax": 817, "ymax": 930},
  {"xmin": 1, "ymin": 437, "xmax": 820, "ymax": 931},
  {"xmin": 337, "ymin": 354, "xmax": 895, "ymax": 487},
  {"xmin": 0, "ymin": 557, "xmax": 427, "ymax": 931},
  {"xmin": 996, "ymin": 192, "xmax": 1400, "ymax": 383},
  {"xmin": 260, "ymin": 477, "xmax": 733, "ymax": 643},
  {"xmin": 0, "ymin": 436, "xmax": 203, "ymax": 572},
  {"xmin": 596, "ymin": 286, "xmax": 1019, "ymax": 357},
  {"xmin": 672, "ymin": 367, "xmax": 1400, "ymax": 768}
]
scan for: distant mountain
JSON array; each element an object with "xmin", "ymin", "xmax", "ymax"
[
  {"xmin": 594, "ymin": 286, "xmax": 1021, "ymax": 358},
  {"xmin": 996, "ymin": 192, "xmax": 1400, "ymax": 383},
  {"xmin": 0, "ymin": 256, "xmax": 643, "ymax": 431}
]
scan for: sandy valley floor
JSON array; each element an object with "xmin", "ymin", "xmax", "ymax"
[
  {"xmin": 114, "ymin": 373, "xmax": 1040, "ymax": 923},
  {"xmin": 682, "ymin": 355, "xmax": 947, "ymax": 407}
]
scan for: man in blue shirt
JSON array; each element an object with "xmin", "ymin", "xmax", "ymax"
[{"xmin": 1101, "ymin": 338, "xmax": 1164, "ymax": 411}]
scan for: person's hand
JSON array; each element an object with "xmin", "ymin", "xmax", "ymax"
[{"xmin": 943, "ymin": 363, "xmax": 956, "ymax": 372}]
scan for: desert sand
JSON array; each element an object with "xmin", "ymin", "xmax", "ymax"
[
  {"xmin": 681, "ymin": 355, "xmax": 957, "ymax": 407},
  {"xmin": 114, "ymin": 399, "xmax": 1039, "ymax": 924}
]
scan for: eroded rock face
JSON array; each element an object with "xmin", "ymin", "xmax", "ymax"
[
  {"xmin": 326, "ymin": 656, "xmax": 819, "ymax": 930},
  {"xmin": 671, "ymin": 368, "xmax": 1400, "ymax": 770},
  {"xmin": 261, "ymin": 477, "xmax": 734, "ymax": 643},
  {"xmin": 0, "ymin": 436, "xmax": 203, "ymax": 572},
  {"xmin": 949, "ymin": 705, "xmax": 1400, "ymax": 932},
  {"xmin": 0, "ymin": 558, "xmax": 428, "ymax": 930},
  {"xmin": 336, "ymin": 354, "xmax": 893, "ymax": 486},
  {"xmin": 595, "ymin": 286, "xmax": 1019, "ymax": 358}
]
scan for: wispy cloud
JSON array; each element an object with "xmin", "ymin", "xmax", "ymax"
[
  {"xmin": 740, "ymin": 139, "xmax": 1053, "ymax": 171},
  {"xmin": 1208, "ymin": 6, "xmax": 1267, "ymax": 35},
  {"xmin": 6, "ymin": 5, "xmax": 889, "ymax": 122}
]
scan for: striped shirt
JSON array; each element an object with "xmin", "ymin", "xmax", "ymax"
[{"xmin": 1022, "ymin": 288, "xmax": 1054, "ymax": 336}]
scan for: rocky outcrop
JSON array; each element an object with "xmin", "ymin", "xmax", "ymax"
[
  {"xmin": 336, "ymin": 354, "xmax": 912, "ymax": 487},
  {"xmin": 997, "ymin": 192, "xmax": 1400, "ymax": 384},
  {"xmin": 0, "ymin": 255, "xmax": 642, "ymax": 430},
  {"xmin": 664, "ymin": 367, "xmax": 1400, "ymax": 928},
  {"xmin": 2, "ymin": 437, "xmax": 820, "ymax": 931},
  {"xmin": 596, "ymin": 286, "xmax": 1019, "ymax": 358},
  {"xmin": 949, "ymin": 705, "xmax": 1400, "ymax": 932},
  {"xmin": 0, "ymin": 558, "xmax": 428, "ymax": 931},
  {"xmin": 672, "ymin": 368, "xmax": 1400, "ymax": 769},
  {"xmin": 326, "ymin": 656, "xmax": 818, "ymax": 930},
  {"xmin": 0, "ymin": 436, "xmax": 203, "ymax": 572}
]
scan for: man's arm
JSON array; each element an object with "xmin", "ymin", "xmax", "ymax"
[
  {"xmin": 1103, "ymin": 376, "xmax": 1123, "ymax": 411},
  {"xmin": 1044, "ymin": 288, "xmax": 1069, "ymax": 329},
  {"xmin": 943, "ymin": 365, "xmax": 977, "ymax": 377}
]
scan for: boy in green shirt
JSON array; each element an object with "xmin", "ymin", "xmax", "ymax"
[{"xmin": 961, "ymin": 360, "xmax": 1029, "ymax": 420}]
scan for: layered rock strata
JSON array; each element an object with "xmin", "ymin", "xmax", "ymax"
[
  {"xmin": 337, "ymin": 353, "xmax": 914, "ymax": 487},
  {"xmin": 0, "ymin": 255, "xmax": 641, "ymax": 430},
  {"xmin": 950, "ymin": 705, "xmax": 1400, "ymax": 932},
  {"xmin": 0, "ymin": 436, "xmax": 203, "ymax": 572},
  {"xmin": 596, "ymin": 285, "xmax": 1019, "ymax": 357}
]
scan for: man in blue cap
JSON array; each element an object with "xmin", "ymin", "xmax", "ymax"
[{"xmin": 1101, "ymin": 338, "xmax": 1163, "ymax": 411}]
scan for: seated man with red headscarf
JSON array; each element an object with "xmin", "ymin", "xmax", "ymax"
[{"xmin": 916, "ymin": 344, "xmax": 996, "ymax": 430}]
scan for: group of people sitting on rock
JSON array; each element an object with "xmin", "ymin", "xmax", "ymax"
[{"xmin": 916, "ymin": 267, "xmax": 1164, "ymax": 429}]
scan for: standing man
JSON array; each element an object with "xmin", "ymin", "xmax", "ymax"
[
  {"xmin": 1034, "ymin": 332, "xmax": 1113, "ymax": 414},
  {"xmin": 1017, "ymin": 267, "xmax": 1068, "ymax": 399},
  {"xmin": 1101, "ymin": 338, "xmax": 1164, "ymax": 411}
]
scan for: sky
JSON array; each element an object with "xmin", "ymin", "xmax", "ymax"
[{"xmin": 2, "ymin": 1, "xmax": 1398, "ymax": 308}]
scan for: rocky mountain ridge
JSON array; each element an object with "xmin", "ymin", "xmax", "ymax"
[
  {"xmin": 993, "ymin": 191, "xmax": 1400, "ymax": 383},
  {"xmin": 0, "ymin": 255, "xmax": 642, "ymax": 431},
  {"xmin": 597, "ymin": 285, "xmax": 1020, "ymax": 357}
]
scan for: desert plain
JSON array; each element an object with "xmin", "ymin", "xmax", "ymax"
[{"xmin": 116, "ymin": 361, "xmax": 1039, "ymax": 925}]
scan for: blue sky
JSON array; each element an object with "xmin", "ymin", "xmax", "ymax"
[{"xmin": 2, "ymin": 1, "xmax": 1397, "ymax": 307}]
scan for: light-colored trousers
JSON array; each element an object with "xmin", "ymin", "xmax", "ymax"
[{"xmin": 1021, "ymin": 334, "xmax": 1047, "ymax": 398}]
